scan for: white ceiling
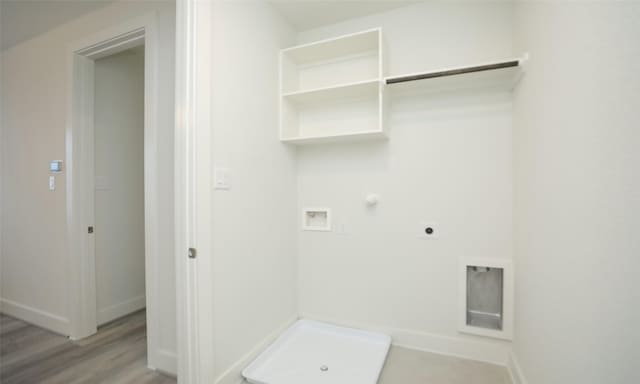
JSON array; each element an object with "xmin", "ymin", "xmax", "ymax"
[
  {"xmin": 0, "ymin": 0, "xmax": 114, "ymax": 50},
  {"xmin": 270, "ymin": 0, "xmax": 417, "ymax": 31},
  {"xmin": 0, "ymin": 0, "xmax": 416, "ymax": 50}
]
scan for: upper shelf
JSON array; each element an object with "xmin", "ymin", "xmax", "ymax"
[
  {"xmin": 385, "ymin": 57, "xmax": 526, "ymax": 94},
  {"xmin": 280, "ymin": 28, "xmax": 385, "ymax": 145},
  {"xmin": 282, "ymin": 28, "xmax": 380, "ymax": 65},
  {"xmin": 281, "ymin": 28, "xmax": 382, "ymax": 94}
]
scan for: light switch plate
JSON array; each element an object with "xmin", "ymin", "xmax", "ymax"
[
  {"xmin": 214, "ymin": 167, "xmax": 231, "ymax": 190},
  {"xmin": 49, "ymin": 176, "xmax": 56, "ymax": 191}
]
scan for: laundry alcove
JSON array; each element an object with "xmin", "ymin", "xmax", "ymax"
[
  {"xmin": 203, "ymin": 1, "xmax": 522, "ymax": 383},
  {"xmin": 240, "ymin": 22, "xmax": 523, "ymax": 382}
]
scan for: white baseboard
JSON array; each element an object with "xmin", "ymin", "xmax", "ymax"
[
  {"xmin": 97, "ymin": 295, "xmax": 146, "ymax": 326},
  {"xmin": 0, "ymin": 298, "xmax": 70, "ymax": 336},
  {"xmin": 153, "ymin": 349, "xmax": 177, "ymax": 377},
  {"xmin": 300, "ymin": 313, "xmax": 511, "ymax": 366},
  {"xmin": 215, "ymin": 315, "xmax": 298, "ymax": 384},
  {"xmin": 507, "ymin": 352, "xmax": 528, "ymax": 384}
]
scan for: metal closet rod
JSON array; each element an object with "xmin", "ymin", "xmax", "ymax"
[{"xmin": 385, "ymin": 60, "xmax": 519, "ymax": 85}]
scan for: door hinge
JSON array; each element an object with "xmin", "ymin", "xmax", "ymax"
[
  {"xmin": 88, "ymin": 226, "xmax": 94, "ymax": 234},
  {"xmin": 188, "ymin": 247, "xmax": 197, "ymax": 259}
]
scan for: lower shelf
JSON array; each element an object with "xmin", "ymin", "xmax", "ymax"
[
  {"xmin": 280, "ymin": 80, "xmax": 384, "ymax": 145},
  {"xmin": 281, "ymin": 130, "xmax": 387, "ymax": 145}
]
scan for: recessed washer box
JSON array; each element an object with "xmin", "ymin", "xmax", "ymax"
[
  {"xmin": 243, "ymin": 319, "xmax": 391, "ymax": 384},
  {"xmin": 302, "ymin": 208, "xmax": 331, "ymax": 231}
]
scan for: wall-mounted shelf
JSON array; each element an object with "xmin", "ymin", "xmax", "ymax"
[
  {"xmin": 385, "ymin": 58, "xmax": 526, "ymax": 94},
  {"xmin": 281, "ymin": 28, "xmax": 382, "ymax": 93},
  {"xmin": 282, "ymin": 79, "xmax": 380, "ymax": 104},
  {"xmin": 279, "ymin": 26, "xmax": 526, "ymax": 145},
  {"xmin": 280, "ymin": 29, "xmax": 386, "ymax": 145},
  {"xmin": 281, "ymin": 130, "xmax": 387, "ymax": 145}
]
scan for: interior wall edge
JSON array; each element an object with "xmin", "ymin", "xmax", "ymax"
[
  {"xmin": 300, "ymin": 312, "xmax": 511, "ymax": 366},
  {"xmin": 507, "ymin": 352, "xmax": 528, "ymax": 384},
  {"xmin": 153, "ymin": 348, "xmax": 177, "ymax": 378},
  {"xmin": 214, "ymin": 315, "xmax": 298, "ymax": 384},
  {"xmin": 0, "ymin": 297, "xmax": 71, "ymax": 336}
]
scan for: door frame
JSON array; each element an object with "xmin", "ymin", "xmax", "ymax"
[
  {"xmin": 65, "ymin": 13, "xmax": 162, "ymax": 369},
  {"xmin": 175, "ymin": 0, "xmax": 215, "ymax": 382}
]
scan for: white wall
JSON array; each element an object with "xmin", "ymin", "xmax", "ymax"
[
  {"xmin": 0, "ymin": 0, "xmax": 177, "ymax": 373},
  {"xmin": 0, "ymin": 0, "xmax": 111, "ymax": 50},
  {"xmin": 295, "ymin": 2, "xmax": 515, "ymax": 363},
  {"xmin": 94, "ymin": 47, "xmax": 146, "ymax": 326},
  {"xmin": 512, "ymin": 2, "xmax": 640, "ymax": 383},
  {"xmin": 207, "ymin": 1, "xmax": 298, "ymax": 382}
]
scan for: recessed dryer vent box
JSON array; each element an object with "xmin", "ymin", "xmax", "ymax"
[
  {"xmin": 302, "ymin": 208, "xmax": 331, "ymax": 231},
  {"xmin": 458, "ymin": 258, "xmax": 513, "ymax": 340}
]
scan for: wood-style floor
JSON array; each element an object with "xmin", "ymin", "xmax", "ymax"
[{"xmin": 0, "ymin": 310, "xmax": 176, "ymax": 384}]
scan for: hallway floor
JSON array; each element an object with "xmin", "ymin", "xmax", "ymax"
[{"xmin": 0, "ymin": 310, "xmax": 175, "ymax": 384}]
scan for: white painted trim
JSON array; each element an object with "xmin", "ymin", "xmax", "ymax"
[
  {"xmin": 507, "ymin": 352, "xmax": 528, "ymax": 384},
  {"xmin": 76, "ymin": 28, "xmax": 145, "ymax": 60},
  {"xmin": 174, "ymin": 0, "xmax": 195, "ymax": 381},
  {"xmin": 215, "ymin": 316, "xmax": 298, "ymax": 384},
  {"xmin": 0, "ymin": 6, "xmax": 3, "ymax": 327},
  {"xmin": 458, "ymin": 257, "xmax": 514, "ymax": 340},
  {"xmin": 300, "ymin": 313, "xmax": 511, "ymax": 366},
  {"xmin": 0, "ymin": 298, "xmax": 71, "ymax": 336},
  {"xmin": 175, "ymin": 0, "xmax": 215, "ymax": 383},
  {"xmin": 97, "ymin": 296, "xmax": 146, "ymax": 326},
  {"xmin": 391, "ymin": 328, "xmax": 509, "ymax": 366},
  {"xmin": 67, "ymin": 51, "xmax": 98, "ymax": 340},
  {"xmin": 65, "ymin": 12, "xmax": 167, "ymax": 373},
  {"xmin": 154, "ymin": 349, "xmax": 178, "ymax": 378},
  {"xmin": 140, "ymin": 14, "xmax": 162, "ymax": 374}
]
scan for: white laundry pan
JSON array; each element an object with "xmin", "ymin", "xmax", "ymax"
[{"xmin": 242, "ymin": 319, "xmax": 391, "ymax": 384}]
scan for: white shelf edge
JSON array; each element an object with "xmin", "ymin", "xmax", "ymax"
[
  {"xmin": 282, "ymin": 78, "xmax": 381, "ymax": 99},
  {"xmin": 280, "ymin": 130, "xmax": 387, "ymax": 145},
  {"xmin": 281, "ymin": 27, "xmax": 382, "ymax": 54}
]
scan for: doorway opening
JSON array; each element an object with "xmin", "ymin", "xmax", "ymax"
[
  {"xmin": 66, "ymin": 15, "xmax": 172, "ymax": 375},
  {"xmin": 93, "ymin": 45, "xmax": 146, "ymax": 327}
]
